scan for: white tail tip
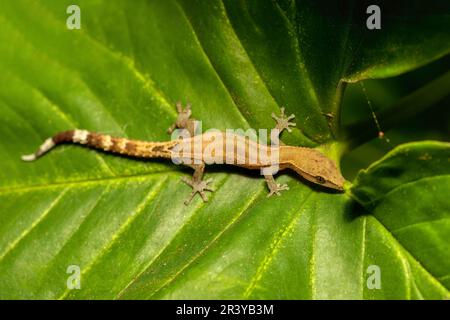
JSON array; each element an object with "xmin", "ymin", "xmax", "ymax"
[{"xmin": 21, "ymin": 154, "xmax": 37, "ymax": 161}]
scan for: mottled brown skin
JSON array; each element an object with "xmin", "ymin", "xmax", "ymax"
[
  {"xmin": 22, "ymin": 104, "xmax": 345, "ymax": 204},
  {"xmin": 52, "ymin": 130, "xmax": 75, "ymax": 144},
  {"xmin": 55, "ymin": 130, "xmax": 177, "ymax": 158}
]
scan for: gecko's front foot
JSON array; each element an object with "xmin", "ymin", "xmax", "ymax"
[
  {"xmin": 271, "ymin": 107, "xmax": 296, "ymax": 133},
  {"xmin": 182, "ymin": 177, "xmax": 214, "ymax": 205}
]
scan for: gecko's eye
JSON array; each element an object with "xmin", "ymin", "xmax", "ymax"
[{"xmin": 315, "ymin": 176, "xmax": 326, "ymax": 184}]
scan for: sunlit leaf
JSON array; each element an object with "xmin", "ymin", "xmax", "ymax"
[{"xmin": 0, "ymin": 0, "xmax": 449, "ymax": 299}]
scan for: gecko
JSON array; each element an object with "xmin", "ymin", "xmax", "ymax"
[{"xmin": 22, "ymin": 103, "xmax": 345, "ymax": 204}]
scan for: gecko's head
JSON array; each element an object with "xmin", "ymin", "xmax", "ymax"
[{"xmin": 289, "ymin": 148, "xmax": 346, "ymax": 191}]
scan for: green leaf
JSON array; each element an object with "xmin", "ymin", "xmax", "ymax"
[
  {"xmin": 0, "ymin": 0, "xmax": 449, "ymax": 299},
  {"xmin": 350, "ymin": 141, "xmax": 450, "ymax": 297}
]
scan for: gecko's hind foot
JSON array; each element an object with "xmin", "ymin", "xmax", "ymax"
[
  {"xmin": 271, "ymin": 107, "xmax": 296, "ymax": 133},
  {"xmin": 167, "ymin": 102, "xmax": 192, "ymax": 134},
  {"xmin": 267, "ymin": 183, "xmax": 289, "ymax": 197},
  {"xmin": 182, "ymin": 177, "xmax": 214, "ymax": 205}
]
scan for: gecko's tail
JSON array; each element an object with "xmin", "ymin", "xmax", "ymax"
[
  {"xmin": 22, "ymin": 129, "xmax": 177, "ymax": 161},
  {"xmin": 22, "ymin": 130, "xmax": 79, "ymax": 161}
]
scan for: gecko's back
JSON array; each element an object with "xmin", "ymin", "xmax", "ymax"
[{"xmin": 172, "ymin": 131, "xmax": 279, "ymax": 169}]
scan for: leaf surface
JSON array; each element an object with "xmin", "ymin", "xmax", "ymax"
[{"xmin": 0, "ymin": 0, "xmax": 449, "ymax": 299}]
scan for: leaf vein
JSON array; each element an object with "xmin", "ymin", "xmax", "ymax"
[{"xmin": 0, "ymin": 188, "xmax": 68, "ymax": 263}]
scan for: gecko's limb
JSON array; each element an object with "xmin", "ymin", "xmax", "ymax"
[
  {"xmin": 264, "ymin": 175, "xmax": 289, "ymax": 197},
  {"xmin": 271, "ymin": 107, "xmax": 296, "ymax": 134},
  {"xmin": 168, "ymin": 102, "xmax": 212, "ymax": 204},
  {"xmin": 264, "ymin": 107, "xmax": 294, "ymax": 195},
  {"xmin": 182, "ymin": 163, "xmax": 214, "ymax": 205},
  {"xmin": 167, "ymin": 102, "xmax": 197, "ymax": 136}
]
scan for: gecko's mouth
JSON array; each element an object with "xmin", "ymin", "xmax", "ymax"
[
  {"xmin": 319, "ymin": 180, "xmax": 345, "ymax": 192},
  {"xmin": 330, "ymin": 184, "xmax": 345, "ymax": 192}
]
